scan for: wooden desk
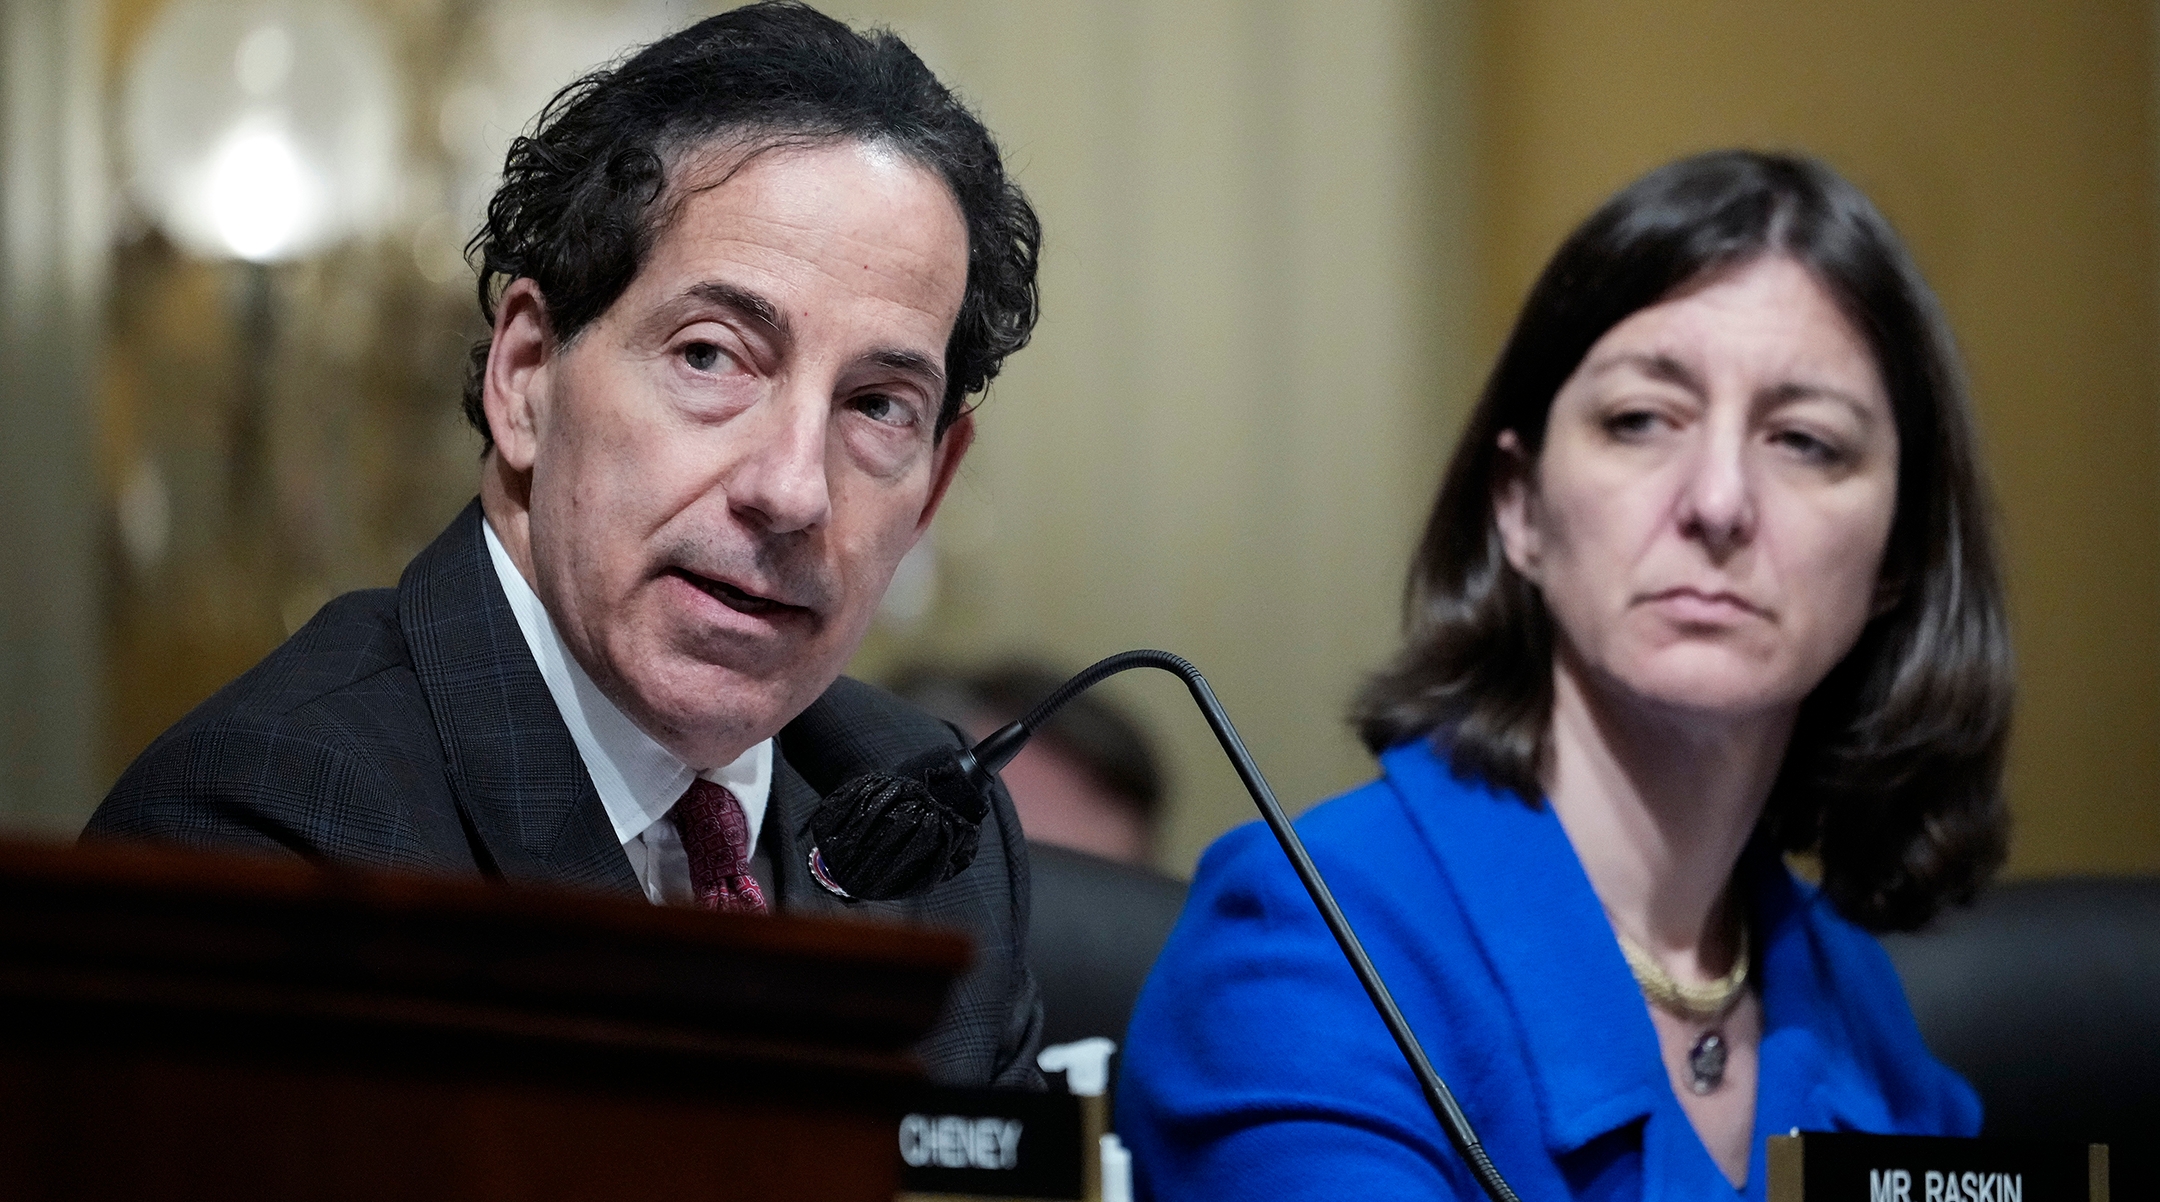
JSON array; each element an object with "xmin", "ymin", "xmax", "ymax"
[{"xmin": 0, "ymin": 840, "xmax": 970, "ymax": 1201}]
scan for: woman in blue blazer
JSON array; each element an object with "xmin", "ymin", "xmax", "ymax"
[{"xmin": 1118, "ymin": 151, "xmax": 2009, "ymax": 1200}]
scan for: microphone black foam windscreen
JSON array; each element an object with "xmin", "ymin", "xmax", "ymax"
[{"xmin": 806, "ymin": 748, "xmax": 991, "ymax": 900}]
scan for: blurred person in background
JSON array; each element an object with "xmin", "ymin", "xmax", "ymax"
[
  {"xmin": 1119, "ymin": 150, "xmax": 2011, "ymax": 1199},
  {"xmin": 890, "ymin": 658, "xmax": 1166, "ymax": 866},
  {"xmin": 85, "ymin": 1, "xmax": 1047, "ymax": 1087}
]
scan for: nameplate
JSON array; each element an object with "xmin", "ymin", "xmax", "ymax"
[
  {"xmin": 1768, "ymin": 1132, "xmax": 2108, "ymax": 1202},
  {"xmin": 895, "ymin": 1085, "xmax": 1083, "ymax": 1201}
]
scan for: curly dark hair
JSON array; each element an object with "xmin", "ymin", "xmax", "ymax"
[
  {"xmin": 461, "ymin": 0, "xmax": 1040, "ymax": 446},
  {"xmin": 1353, "ymin": 150, "xmax": 2012, "ymax": 932}
]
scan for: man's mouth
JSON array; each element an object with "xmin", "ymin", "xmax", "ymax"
[{"xmin": 669, "ymin": 568, "xmax": 808, "ymax": 619}]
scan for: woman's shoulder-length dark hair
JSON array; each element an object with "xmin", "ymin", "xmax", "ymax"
[{"xmin": 1353, "ymin": 149, "xmax": 2011, "ymax": 932}]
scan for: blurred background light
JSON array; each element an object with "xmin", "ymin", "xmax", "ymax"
[
  {"xmin": 121, "ymin": 0, "xmax": 398, "ymax": 263},
  {"xmin": 202, "ymin": 118, "xmax": 319, "ymax": 262}
]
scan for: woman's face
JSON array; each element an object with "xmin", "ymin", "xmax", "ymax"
[{"xmin": 1495, "ymin": 255, "xmax": 1899, "ymax": 722}]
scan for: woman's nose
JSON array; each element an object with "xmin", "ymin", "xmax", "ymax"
[{"xmin": 1675, "ymin": 421, "xmax": 1756, "ymax": 561}]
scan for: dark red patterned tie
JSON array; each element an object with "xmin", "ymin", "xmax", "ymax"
[{"xmin": 671, "ymin": 778, "xmax": 768, "ymax": 914}]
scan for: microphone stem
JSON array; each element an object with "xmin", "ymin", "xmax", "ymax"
[{"xmin": 1004, "ymin": 650, "xmax": 1522, "ymax": 1202}]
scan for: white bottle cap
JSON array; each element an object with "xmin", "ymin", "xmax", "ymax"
[{"xmin": 1036, "ymin": 1036, "xmax": 1117, "ymax": 1097}]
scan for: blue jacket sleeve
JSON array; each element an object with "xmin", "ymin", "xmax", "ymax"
[{"xmin": 1116, "ymin": 820, "xmax": 1493, "ymax": 1201}]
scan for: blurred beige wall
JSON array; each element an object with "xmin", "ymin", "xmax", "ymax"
[
  {"xmin": 1477, "ymin": 1, "xmax": 2160, "ymax": 876},
  {"xmin": 832, "ymin": 0, "xmax": 1477, "ymax": 873}
]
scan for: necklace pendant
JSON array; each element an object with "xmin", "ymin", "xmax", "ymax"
[{"xmin": 1687, "ymin": 1030, "xmax": 1728, "ymax": 1095}]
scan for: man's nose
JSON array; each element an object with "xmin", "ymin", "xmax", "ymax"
[
  {"xmin": 1676, "ymin": 416, "xmax": 1756, "ymax": 561},
  {"xmin": 727, "ymin": 383, "xmax": 832, "ymax": 535}
]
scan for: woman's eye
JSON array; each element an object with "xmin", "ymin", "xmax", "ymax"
[
  {"xmin": 1603, "ymin": 409, "xmax": 1662, "ymax": 439},
  {"xmin": 682, "ymin": 341, "xmax": 730, "ymax": 373},
  {"xmin": 1773, "ymin": 428, "xmax": 1845, "ymax": 465}
]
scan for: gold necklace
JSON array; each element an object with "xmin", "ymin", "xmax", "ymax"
[
  {"xmin": 1615, "ymin": 922, "xmax": 1751, "ymax": 1095},
  {"xmin": 1615, "ymin": 922, "xmax": 1750, "ymax": 1021}
]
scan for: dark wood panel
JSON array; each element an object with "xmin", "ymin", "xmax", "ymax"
[{"xmin": 0, "ymin": 839, "xmax": 971, "ymax": 1200}]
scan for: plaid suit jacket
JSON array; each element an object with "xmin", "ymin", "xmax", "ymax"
[{"xmin": 87, "ymin": 501, "xmax": 1044, "ymax": 1088}]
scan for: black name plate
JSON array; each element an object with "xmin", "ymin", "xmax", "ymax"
[
  {"xmin": 895, "ymin": 1085, "xmax": 1084, "ymax": 1200},
  {"xmin": 1769, "ymin": 1133, "xmax": 2108, "ymax": 1202}
]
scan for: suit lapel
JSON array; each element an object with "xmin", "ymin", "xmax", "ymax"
[
  {"xmin": 765, "ymin": 752, "xmax": 844, "ymax": 917},
  {"xmin": 396, "ymin": 501, "xmax": 638, "ymax": 896},
  {"xmin": 768, "ymin": 689, "xmax": 918, "ymax": 926}
]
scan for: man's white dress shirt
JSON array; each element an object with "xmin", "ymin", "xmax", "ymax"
[{"xmin": 483, "ymin": 519, "xmax": 772, "ymax": 906}]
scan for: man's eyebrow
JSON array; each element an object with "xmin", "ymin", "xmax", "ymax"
[
  {"xmin": 686, "ymin": 281, "xmax": 789, "ymax": 336},
  {"xmin": 870, "ymin": 347, "xmax": 946, "ymax": 390},
  {"xmin": 678, "ymin": 283, "xmax": 944, "ymax": 389}
]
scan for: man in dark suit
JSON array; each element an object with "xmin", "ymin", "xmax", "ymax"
[{"xmin": 87, "ymin": 2, "xmax": 1044, "ymax": 1088}]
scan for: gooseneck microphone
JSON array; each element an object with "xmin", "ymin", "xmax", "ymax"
[{"xmin": 807, "ymin": 649, "xmax": 1523, "ymax": 1202}]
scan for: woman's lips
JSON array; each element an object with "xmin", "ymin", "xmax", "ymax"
[{"xmin": 1642, "ymin": 587, "xmax": 1769, "ymax": 624}]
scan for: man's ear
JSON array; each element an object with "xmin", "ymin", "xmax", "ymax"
[
  {"xmin": 1491, "ymin": 429, "xmax": 1542, "ymax": 580},
  {"xmin": 482, "ymin": 278, "xmax": 554, "ymax": 473},
  {"xmin": 913, "ymin": 410, "xmax": 975, "ymax": 536}
]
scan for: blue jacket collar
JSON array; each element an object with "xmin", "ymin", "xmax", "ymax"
[
  {"xmin": 1750, "ymin": 856, "xmax": 1896, "ymax": 1138},
  {"xmin": 1378, "ymin": 739, "xmax": 1667, "ymax": 1156},
  {"xmin": 1376, "ymin": 740, "xmax": 1885, "ymax": 1165}
]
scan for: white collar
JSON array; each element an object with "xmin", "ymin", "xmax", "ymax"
[{"xmin": 481, "ymin": 517, "xmax": 771, "ymax": 851}]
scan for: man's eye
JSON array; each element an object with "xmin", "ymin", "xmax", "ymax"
[
  {"xmin": 682, "ymin": 342, "xmax": 729, "ymax": 372},
  {"xmin": 853, "ymin": 393, "xmax": 913, "ymax": 427}
]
